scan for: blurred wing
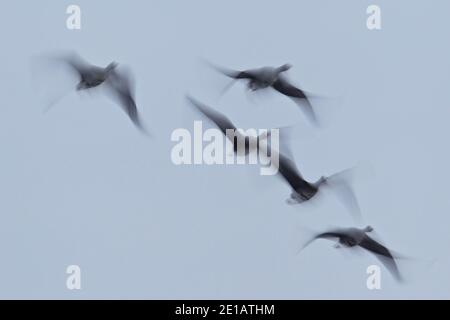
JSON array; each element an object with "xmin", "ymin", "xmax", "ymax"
[
  {"xmin": 106, "ymin": 69, "xmax": 147, "ymax": 133},
  {"xmin": 277, "ymin": 152, "xmax": 311, "ymax": 192},
  {"xmin": 202, "ymin": 60, "xmax": 254, "ymax": 96},
  {"xmin": 359, "ymin": 235, "xmax": 403, "ymax": 282},
  {"xmin": 316, "ymin": 231, "xmax": 346, "ymax": 240},
  {"xmin": 63, "ymin": 52, "xmax": 102, "ymax": 77},
  {"xmin": 325, "ymin": 167, "xmax": 362, "ymax": 223},
  {"xmin": 225, "ymin": 70, "xmax": 254, "ymax": 80},
  {"xmin": 186, "ymin": 96, "xmax": 238, "ymax": 137},
  {"xmin": 272, "ymin": 77, "xmax": 308, "ymax": 99},
  {"xmin": 359, "ymin": 235, "xmax": 394, "ymax": 259},
  {"xmin": 208, "ymin": 61, "xmax": 255, "ymax": 80},
  {"xmin": 31, "ymin": 52, "xmax": 83, "ymax": 112},
  {"xmin": 272, "ymin": 77, "xmax": 317, "ymax": 125},
  {"xmin": 217, "ymin": 68, "xmax": 253, "ymax": 96},
  {"xmin": 298, "ymin": 231, "xmax": 345, "ymax": 253}
]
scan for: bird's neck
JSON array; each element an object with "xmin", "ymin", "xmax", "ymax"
[
  {"xmin": 275, "ymin": 66, "xmax": 288, "ymax": 74},
  {"xmin": 313, "ymin": 176, "xmax": 327, "ymax": 188}
]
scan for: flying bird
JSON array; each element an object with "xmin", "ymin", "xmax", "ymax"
[
  {"xmin": 186, "ymin": 96, "xmax": 270, "ymax": 156},
  {"xmin": 299, "ymin": 226, "xmax": 403, "ymax": 282},
  {"xmin": 187, "ymin": 96, "xmax": 360, "ymax": 219},
  {"xmin": 278, "ymin": 151, "xmax": 361, "ymax": 221},
  {"xmin": 209, "ymin": 62, "xmax": 317, "ymax": 125},
  {"xmin": 39, "ymin": 52, "xmax": 147, "ymax": 134}
]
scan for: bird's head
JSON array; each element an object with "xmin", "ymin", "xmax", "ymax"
[
  {"xmin": 106, "ymin": 61, "xmax": 119, "ymax": 72},
  {"xmin": 278, "ymin": 63, "xmax": 292, "ymax": 72},
  {"xmin": 364, "ymin": 225, "xmax": 374, "ymax": 233}
]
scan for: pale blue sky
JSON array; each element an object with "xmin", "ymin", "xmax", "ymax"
[{"xmin": 0, "ymin": 0, "xmax": 449, "ymax": 298}]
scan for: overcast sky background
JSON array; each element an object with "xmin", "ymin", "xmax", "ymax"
[{"xmin": 0, "ymin": 0, "xmax": 449, "ymax": 299}]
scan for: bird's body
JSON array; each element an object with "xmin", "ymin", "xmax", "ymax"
[
  {"xmin": 73, "ymin": 61, "xmax": 118, "ymax": 91},
  {"xmin": 241, "ymin": 66, "xmax": 288, "ymax": 90},
  {"xmin": 301, "ymin": 226, "xmax": 403, "ymax": 282}
]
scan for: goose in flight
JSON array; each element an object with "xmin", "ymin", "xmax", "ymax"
[
  {"xmin": 186, "ymin": 96, "xmax": 270, "ymax": 156},
  {"xmin": 187, "ymin": 96, "xmax": 360, "ymax": 220},
  {"xmin": 210, "ymin": 63, "xmax": 317, "ymax": 125},
  {"xmin": 278, "ymin": 152, "xmax": 361, "ymax": 221},
  {"xmin": 42, "ymin": 52, "xmax": 147, "ymax": 134},
  {"xmin": 300, "ymin": 226, "xmax": 403, "ymax": 282}
]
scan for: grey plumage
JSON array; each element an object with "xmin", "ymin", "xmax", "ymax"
[
  {"xmin": 209, "ymin": 62, "xmax": 317, "ymax": 125},
  {"xmin": 278, "ymin": 151, "xmax": 361, "ymax": 221},
  {"xmin": 41, "ymin": 52, "xmax": 147, "ymax": 134},
  {"xmin": 300, "ymin": 226, "xmax": 403, "ymax": 282},
  {"xmin": 186, "ymin": 95, "xmax": 270, "ymax": 155}
]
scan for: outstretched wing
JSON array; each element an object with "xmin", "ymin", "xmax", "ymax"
[
  {"xmin": 298, "ymin": 230, "xmax": 347, "ymax": 253},
  {"xmin": 106, "ymin": 69, "xmax": 147, "ymax": 134},
  {"xmin": 207, "ymin": 61, "xmax": 256, "ymax": 80},
  {"xmin": 223, "ymin": 70, "xmax": 254, "ymax": 80},
  {"xmin": 359, "ymin": 235, "xmax": 395, "ymax": 259},
  {"xmin": 186, "ymin": 96, "xmax": 238, "ymax": 137},
  {"xmin": 325, "ymin": 167, "xmax": 362, "ymax": 223},
  {"xmin": 359, "ymin": 235, "xmax": 402, "ymax": 282},
  {"xmin": 272, "ymin": 77, "xmax": 317, "ymax": 125},
  {"xmin": 204, "ymin": 60, "xmax": 261, "ymax": 96},
  {"xmin": 63, "ymin": 52, "xmax": 103, "ymax": 78}
]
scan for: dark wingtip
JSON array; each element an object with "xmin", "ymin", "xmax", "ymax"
[
  {"xmin": 134, "ymin": 119, "xmax": 151, "ymax": 137},
  {"xmin": 185, "ymin": 94, "xmax": 196, "ymax": 105},
  {"xmin": 185, "ymin": 95, "xmax": 207, "ymax": 113}
]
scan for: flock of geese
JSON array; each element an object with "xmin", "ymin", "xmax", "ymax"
[{"xmin": 39, "ymin": 51, "xmax": 404, "ymax": 283}]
